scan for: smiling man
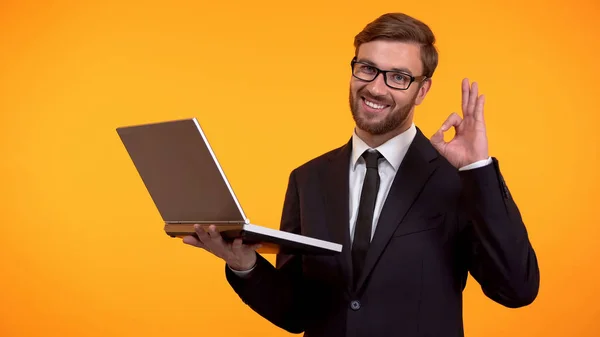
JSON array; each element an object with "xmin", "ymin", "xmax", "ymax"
[
  {"xmin": 349, "ymin": 41, "xmax": 427, "ymax": 145},
  {"xmin": 183, "ymin": 12, "xmax": 540, "ymax": 337}
]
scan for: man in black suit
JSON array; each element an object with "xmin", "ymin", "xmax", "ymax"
[{"xmin": 183, "ymin": 12, "xmax": 540, "ymax": 337}]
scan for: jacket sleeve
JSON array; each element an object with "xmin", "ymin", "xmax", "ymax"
[
  {"xmin": 225, "ymin": 169, "xmax": 308, "ymax": 334},
  {"xmin": 458, "ymin": 157, "xmax": 540, "ymax": 308}
]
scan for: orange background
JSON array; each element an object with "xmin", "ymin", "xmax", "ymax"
[{"xmin": 1, "ymin": 0, "xmax": 599, "ymax": 336}]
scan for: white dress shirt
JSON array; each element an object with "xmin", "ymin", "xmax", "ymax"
[
  {"xmin": 230, "ymin": 124, "xmax": 492, "ymax": 275},
  {"xmin": 349, "ymin": 123, "xmax": 491, "ymax": 243},
  {"xmin": 348, "ymin": 124, "xmax": 416, "ymax": 243}
]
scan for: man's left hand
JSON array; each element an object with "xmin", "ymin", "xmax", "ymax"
[{"xmin": 430, "ymin": 78, "xmax": 489, "ymax": 169}]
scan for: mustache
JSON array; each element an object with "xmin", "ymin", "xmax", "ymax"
[{"xmin": 359, "ymin": 91, "xmax": 393, "ymax": 106}]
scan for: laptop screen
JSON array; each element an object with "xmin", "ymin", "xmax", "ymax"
[{"xmin": 117, "ymin": 118, "xmax": 247, "ymax": 224}]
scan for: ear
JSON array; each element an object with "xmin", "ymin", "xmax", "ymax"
[{"xmin": 414, "ymin": 78, "xmax": 432, "ymax": 105}]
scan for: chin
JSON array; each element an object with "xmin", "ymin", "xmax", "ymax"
[
  {"xmin": 349, "ymin": 93, "xmax": 412, "ymax": 136},
  {"xmin": 354, "ymin": 118, "xmax": 389, "ymax": 135}
]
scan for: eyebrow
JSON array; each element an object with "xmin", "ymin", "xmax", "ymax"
[{"xmin": 357, "ymin": 58, "xmax": 414, "ymax": 75}]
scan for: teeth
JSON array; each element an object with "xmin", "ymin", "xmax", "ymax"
[{"xmin": 364, "ymin": 99, "xmax": 386, "ymax": 109}]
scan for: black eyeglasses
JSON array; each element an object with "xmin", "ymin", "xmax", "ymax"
[{"xmin": 350, "ymin": 57, "xmax": 427, "ymax": 90}]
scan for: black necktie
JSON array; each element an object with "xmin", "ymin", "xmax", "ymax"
[{"xmin": 352, "ymin": 150, "xmax": 382, "ymax": 286}]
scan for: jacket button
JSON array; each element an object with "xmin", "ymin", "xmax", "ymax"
[{"xmin": 350, "ymin": 300, "xmax": 361, "ymax": 311}]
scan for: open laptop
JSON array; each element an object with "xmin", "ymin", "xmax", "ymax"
[{"xmin": 116, "ymin": 118, "xmax": 342, "ymax": 255}]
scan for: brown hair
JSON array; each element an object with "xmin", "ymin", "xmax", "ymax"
[{"xmin": 354, "ymin": 13, "xmax": 438, "ymax": 78}]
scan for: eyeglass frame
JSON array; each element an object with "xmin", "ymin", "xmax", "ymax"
[{"xmin": 350, "ymin": 57, "xmax": 428, "ymax": 90}]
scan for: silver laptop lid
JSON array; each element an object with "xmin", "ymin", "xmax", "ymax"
[{"xmin": 116, "ymin": 118, "xmax": 248, "ymax": 224}]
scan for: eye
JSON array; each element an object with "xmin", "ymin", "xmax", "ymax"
[
  {"xmin": 358, "ymin": 65, "xmax": 376, "ymax": 74},
  {"xmin": 390, "ymin": 73, "xmax": 410, "ymax": 84}
]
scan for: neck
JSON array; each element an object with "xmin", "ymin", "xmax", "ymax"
[{"xmin": 355, "ymin": 121, "xmax": 412, "ymax": 148}]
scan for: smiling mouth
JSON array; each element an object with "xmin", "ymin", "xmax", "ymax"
[{"xmin": 362, "ymin": 97, "xmax": 390, "ymax": 110}]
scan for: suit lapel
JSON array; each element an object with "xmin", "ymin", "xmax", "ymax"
[
  {"xmin": 355, "ymin": 129, "xmax": 440, "ymax": 291},
  {"xmin": 321, "ymin": 140, "xmax": 353, "ymax": 284}
]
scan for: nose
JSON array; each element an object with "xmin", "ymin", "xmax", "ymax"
[{"xmin": 365, "ymin": 73, "xmax": 388, "ymax": 97}]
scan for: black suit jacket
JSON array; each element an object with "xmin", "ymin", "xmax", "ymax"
[{"xmin": 226, "ymin": 128, "xmax": 540, "ymax": 337}]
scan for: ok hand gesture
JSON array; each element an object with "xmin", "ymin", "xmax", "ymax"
[{"xmin": 430, "ymin": 78, "xmax": 489, "ymax": 168}]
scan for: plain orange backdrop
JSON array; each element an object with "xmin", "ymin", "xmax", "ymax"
[{"xmin": 1, "ymin": 0, "xmax": 599, "ymax": 336}]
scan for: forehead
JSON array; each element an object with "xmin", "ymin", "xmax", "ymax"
[{"xmin": 356, "ymin": 40, "xmax": 423, "ymax": 74}]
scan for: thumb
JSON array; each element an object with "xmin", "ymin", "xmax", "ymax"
[
  {"xmin": 430, "ymin": 128, "xmax": 446, "ymax": 151},
  {"xmin": 431, "ymin": 112, "xmax": 461, "ymax": 149}
]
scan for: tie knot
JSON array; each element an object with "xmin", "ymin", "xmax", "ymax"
[{"xmin": 362, "ymin": 150, "xmax": 382, "ymax": 169}]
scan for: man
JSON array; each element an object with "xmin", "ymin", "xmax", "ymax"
[{"xmin": 183, "ymin": 12, "xmax": 540, "ymax": 337}]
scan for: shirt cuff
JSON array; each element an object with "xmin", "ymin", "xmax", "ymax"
[
  {"xmin": 458, "ymin": 157, "xmax": 492, "ymax": 171},
  {"xmin": 228, "ymin": 264, "xmax": 256, "ymax": 278}
]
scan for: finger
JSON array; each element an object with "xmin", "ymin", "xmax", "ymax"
[
  {"xmin": 182, "ymin": 235, "xmax": 200, "ymax": 246},
  {"xmin": 182, "ymin": 235, "xmax": 208, "ymax": 250},
  {"xmin": 474, "ymin": 94, "xmax": 485, "ymax": 121},
  {"xmin": 207, "ymin": 225, "xmax": 224, "ymax": 243},
  {"xmin": 431, "ymin": 112, "xmax": 462, "ymax": 149},
  {"xmin": 231, "ymin": 238, "xmax": 245, "ymax": 257},
  {"xmin": 467, "ymin": 81, "xmax": 478, "ymax": 115},
  {"xmin": 207, "ymin": 225, "xmax": 232, "ymax": 255},
  {"xmin": 194, "ymin": 224, "xmax": 221, "ymax": 253},
  {"xmin": 194, "ymin": 224, "xmax": 211, "ymax": 244},
  {"xmin": 430, "ymin": 128, "xmax": 445, "ymax": 149},
  {"xmin": 232, "ymin": 238, "xmax": 261, "ymax": 254},
  {"xmin": 441, "ymin": 112, "xmax": 463, "ymax": 131},
  {"xmin": 462, "ymin": 78, "xmax": 470, "ymax": 115}
]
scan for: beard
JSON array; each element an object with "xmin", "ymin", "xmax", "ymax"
[{"xmin": 349, "ymin": 88, "xmax": 418, "ymax": 135}]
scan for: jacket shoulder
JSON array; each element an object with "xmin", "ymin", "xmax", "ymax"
[{"xmin": 291, "ymin": 141, "xmax": 350, "ymax": 175}]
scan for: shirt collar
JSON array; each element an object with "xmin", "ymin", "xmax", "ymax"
[{"xmin": 351, "ymin": 123, "xmax": 417, "ymax": 172}]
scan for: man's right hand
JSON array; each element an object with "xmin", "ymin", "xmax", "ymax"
[{"xmin": 182, "ymin": 224, "xmax": 261, "ymax": 272}]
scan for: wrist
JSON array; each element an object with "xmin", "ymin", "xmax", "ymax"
[
  {"xmin": 459, "ymin": 157, "xmax": 492, "ymax": 171},
  {"xmin": 228, "ymin": 263, "xmax": 255, "ymax": 272},
  {"xmin": 468, "ymin": 154, "xmax": 489, "ymax": 164},
  {"xmin": 227, "ymin": 254, "xmax": 257, "ymax": 272}
]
